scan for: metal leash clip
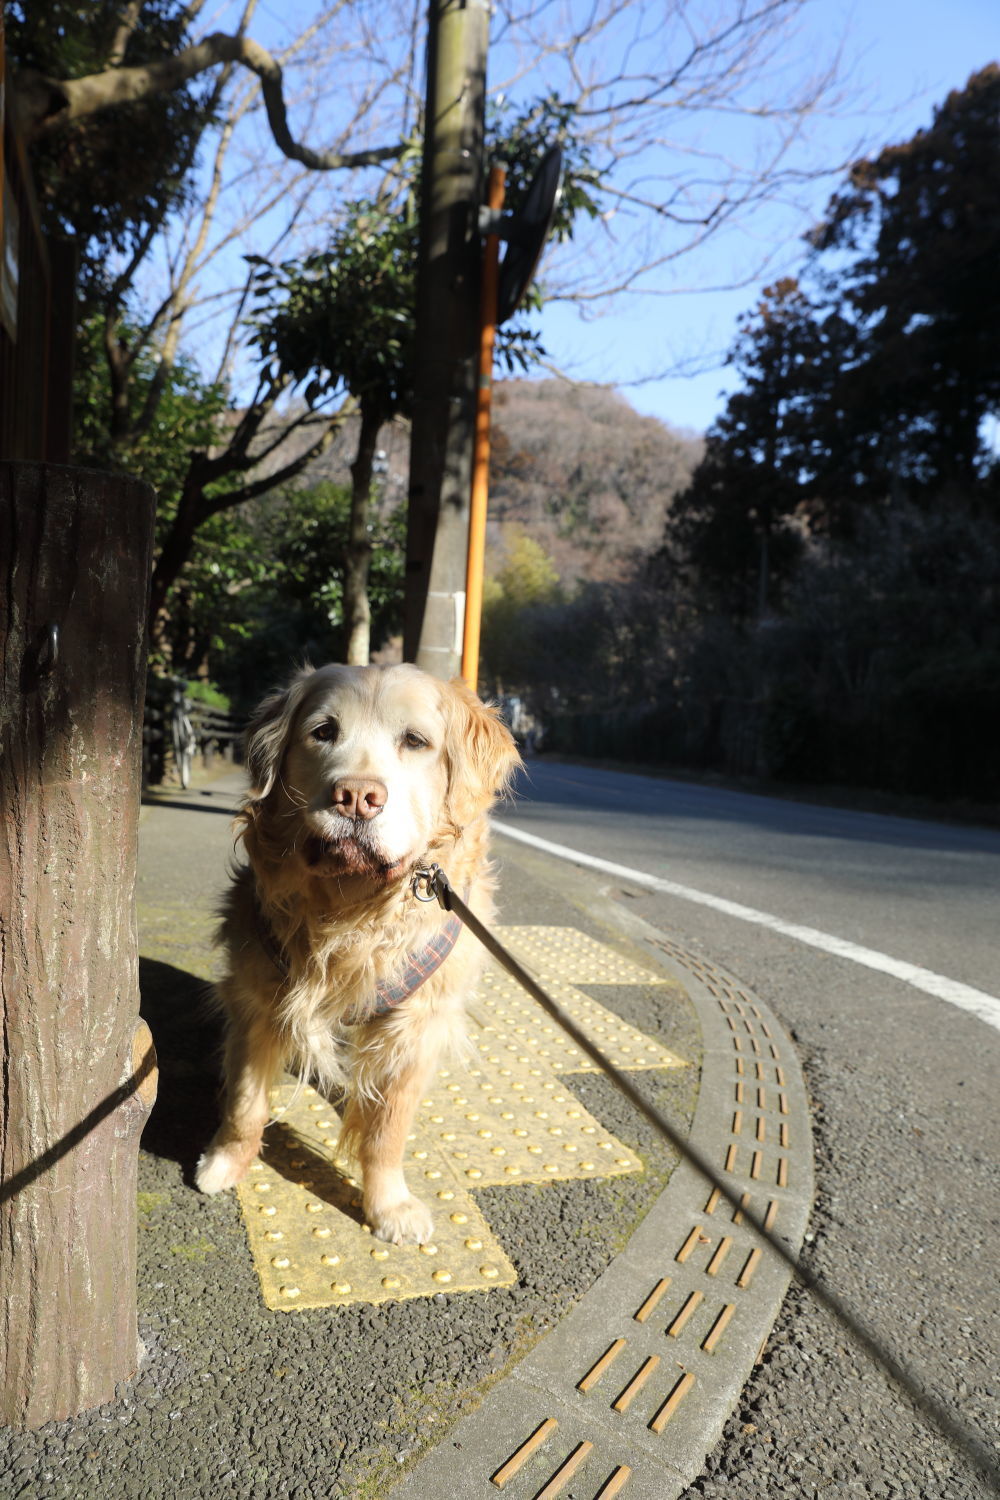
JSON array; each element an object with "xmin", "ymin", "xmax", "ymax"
[{"xmin": 410, "ymin": 863, "xmax": 451, "ymax": 909}]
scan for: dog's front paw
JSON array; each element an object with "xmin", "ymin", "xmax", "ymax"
[
  {"xmin": 194, "ymin": 1138, "xmax": 259, "ymax": 1194},
  {"xmin": 366, "ymin": 1192, "xmax": 435, "ymax": 1246}
]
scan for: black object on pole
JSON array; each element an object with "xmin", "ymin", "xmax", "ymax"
[{"xmin": 494, "ymin": 143, "xmax": 563, "ymax": 326}]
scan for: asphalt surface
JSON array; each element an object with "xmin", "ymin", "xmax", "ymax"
[
  {"xmin": 4, "ymin": 760, "xmax": 997, "ymax": 1498},
  {"xmin": 497, "ymin": 760, "xmax": 1000, "ymax": 1499},
  {"xmin": 2, "ymin": 770, "xmax": 700, "ymax": 1499},
  {"xmin": 506, "ymin": 761, "xmax": 1000, "ymax": 996}
]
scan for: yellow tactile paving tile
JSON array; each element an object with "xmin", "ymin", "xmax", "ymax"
[
  {"xmin": 418, "ymin": 1057, "xmax": 643, "ymax": 1186},
  {"xmin": 477, "ymin": 964, "xmax": 686, "ymax": 1074},
  {"xmin": 242, "ymin": 1053, "xmax": 644, "ymax": 1309},
  {"xmin": 235, "ymin": 926, "xmax": 692, "ymax": 1311},
  {"xmin": 495, "ymin": 926, "xmax": 670, "ymax": 987},
  {"xmin": 237, "ymin": 1084, "xmax": 518, "ymax": 1310}
]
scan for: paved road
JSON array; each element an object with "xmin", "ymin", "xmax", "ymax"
[
  {"xmin": 502, "ymin": 761, "xmax": 1000, "ymax": 999},
  {"xmin": 496, "ymin": 761, "xmax": 1000, "ymax": 1498}
]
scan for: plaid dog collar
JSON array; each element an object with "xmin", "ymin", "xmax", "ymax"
[
  {"xmin": 368, "ymin": 912, "xmax": 463, "ymax": 1018},
  {"xmin": 254, "ymin": 894, "xmax": 464, "ymax": 1021}
]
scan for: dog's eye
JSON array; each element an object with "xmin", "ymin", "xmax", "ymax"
[
  {"xmin": 310, "ymin": 718, "xmax": 340, "ymax": 744},
  {"xmin": 402, "ymin": 729, "xmax": 429, "ymax": 751}
]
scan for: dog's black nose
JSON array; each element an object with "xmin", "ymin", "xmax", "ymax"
[{"xmin": 331, "ymin": 778, "xmax": 387, "ymax": 820}]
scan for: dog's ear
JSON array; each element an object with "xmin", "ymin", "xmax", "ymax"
[
  {"xmin": 441, "ymin": 677, "xmax": 522, "ymax": 826},
  {"xmin": 245, "ymin": 666, "xmax": 316, "ymax": 797}
]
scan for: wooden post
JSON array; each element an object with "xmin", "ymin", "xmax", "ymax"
[{"xmin": 0, "ymin": 462, "xmax": 158, "ymax": 1429}]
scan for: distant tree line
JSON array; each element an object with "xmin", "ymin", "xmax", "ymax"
[{"xmin": 490, "ymin": 67, "xmax": 1000, "ymax": 805}]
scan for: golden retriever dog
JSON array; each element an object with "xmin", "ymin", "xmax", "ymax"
[{"xmin": 195, "ymin": 662, "xmax": 520, "ymax": 1245}]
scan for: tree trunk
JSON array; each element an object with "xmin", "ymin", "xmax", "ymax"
[
  {"xmin": 0, "ymin": 462, "xmax": 158, "ymax": 1429},
  {"xmin": 757, "ymin": 523, "xmax": 770, "ymax": 621},
  {"xmin": 344, "ymin": 401, "xmax": 382, "ymax": 665}
]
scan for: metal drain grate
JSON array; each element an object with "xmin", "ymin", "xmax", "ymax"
[{"xmin": 393, "ymin": 938, "xmax": 813, "ymax": 1500}]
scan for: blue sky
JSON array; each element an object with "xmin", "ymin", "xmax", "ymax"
[
  {"xmin": 533, "ymin": 0, "xmax": 997, "ymax": 435},
  {"xmin": 168, "ymin": 1, "xmax": 996, "ymax": 442}
]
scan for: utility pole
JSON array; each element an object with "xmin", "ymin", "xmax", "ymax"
[{"xmin": 404, "ymin": 0, "xmax": 490, "ymax": 678}]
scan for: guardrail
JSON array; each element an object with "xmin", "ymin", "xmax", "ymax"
[{"xmin": 143, "ymin": 678, "xmax": 242, "ymax": 788}]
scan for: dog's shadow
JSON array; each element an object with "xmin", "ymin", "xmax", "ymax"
[
  {"xmin": 139, "ymin": 956, "xmax": 223, "ymax": 1175},
  {"xmin": 259, "ymin": 1118, "xmax": 367, "ymax": 1228},
  {"xmin": 139, "ymin": 957, "xmax": 366, "ymax": 1219}
]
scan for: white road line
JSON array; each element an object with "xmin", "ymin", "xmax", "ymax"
[{"xmin": 492, "ymin": 820, "xmax": 1000, "ymax": 1035}]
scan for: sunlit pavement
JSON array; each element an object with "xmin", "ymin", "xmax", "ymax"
[{"xmin": 0, "ymin": 770, "xmax": 811, "ymax": 1499}]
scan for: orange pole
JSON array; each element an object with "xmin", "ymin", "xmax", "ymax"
[{"xmin": 462, "ymin": 164, "xmax": 506, "ymax": 691}]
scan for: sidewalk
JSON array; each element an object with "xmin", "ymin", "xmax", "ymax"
[{"xmin": 2, "ymin": 772, "xmax": 812, "ymax": 1499}]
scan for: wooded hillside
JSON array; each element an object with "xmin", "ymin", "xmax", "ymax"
[
  {"xmin": 267, "ymin": 377, "xmax": 701, "ymax": 590},
  {"xmin": 487, "ymin": 382, "xmax": 702, "ymax": 583}
]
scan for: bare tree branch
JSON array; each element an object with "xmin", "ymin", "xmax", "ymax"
[
  {"xmin": 106, "ymin": 3, "xmax": 144, "ymax": 68},
  {"xmin": 203, "ymin": 398, "xmax": 357, "ymax": 514},
  {"xmin": 14, "ymin": 31, "xmax": 406, "ymax": 171},
  {"xmin": 19, "ymin": 0, "xmax": 859, "ymax": 649}
]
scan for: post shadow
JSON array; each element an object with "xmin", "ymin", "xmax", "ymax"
[{"xmin": 138, "ymin": 957, "xmax": 224, "ymax": 1172}]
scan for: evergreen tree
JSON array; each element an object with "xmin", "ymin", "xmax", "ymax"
[
  {"xmin": 671, "ymin": 279, "xmax": 820, "ymax": 619},
  {"xmin": 809, "ymin": 64, "xmax": 1000, "ymax": 490}
]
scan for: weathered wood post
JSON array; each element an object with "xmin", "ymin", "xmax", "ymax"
[{"xmin": 0, "ymin": 462, "xmax": 158, "ymax": 1428}]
